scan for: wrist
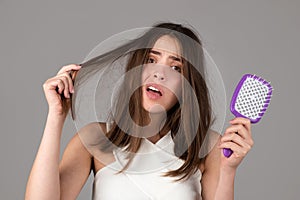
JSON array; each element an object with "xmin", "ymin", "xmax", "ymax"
[
  {"xmin": 220, "ymin": 165, "xmax": 237, "ymax": 176},
  {"xmin": 215, "ymin": 165, "xmax": 236, "ymax": 200},
  {"xmin": 43, "ymin": 111, "xmax": 66, "ymax": 138},
  {"xmin": 48, "ymin": 107, "xmax": 68, "ymax": 118},
  {"xmin": 46, "ymin": 109, "xmax": 68, "ymax": 126}
]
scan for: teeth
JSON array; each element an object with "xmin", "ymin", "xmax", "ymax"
[{"xmin": 148, "ymin": 86, "xmax": 159, "ymax": 92}]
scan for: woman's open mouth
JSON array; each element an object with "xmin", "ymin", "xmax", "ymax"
[{"xmin": 145, "ymin": 84, "xmax": 163, "ymax": 100}]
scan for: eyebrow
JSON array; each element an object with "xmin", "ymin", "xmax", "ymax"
[{"xmin": 150, "ymin": 50, "xmax": 182, "ymax": 62}]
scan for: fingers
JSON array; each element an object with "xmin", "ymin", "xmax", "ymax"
[
  {"xmin": 220, "ymin": 117, "xmax": 254, "ymax": 159},
  {"xmin": 230, "ymin": 117, "xmax": 251, "ymax": 133},
  {"xmin": 42, "ymin": 64, "xmax": 81, "ymax": 115},
  {"xmin": 43, "ymin": 64, "xmax": 81, "ymax": 98},
  {"xmin": 57, "ymin": 64, "xmax": 81, "ymax": 75},
  {"xmin": 220, "ymin": 133, "xmax": 253, "ymax": 157},
  {"xmin": 56, "ymin": 64, "xmax": 81, "ymax": 97},
  {"xmin": 226, "ymin": 118, "xmax": 252, "ymax": 139},
  {"xmin": 56, "ymin": 74, "xmax": 72, "ymax": 98}
]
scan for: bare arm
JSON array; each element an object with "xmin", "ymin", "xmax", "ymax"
[
  {"xmin": 25, "ymin": 64, "xmax": 90, "ymax": 200},
  {"xmin": 25, "ymin": 111, "xmax": 65, "ymax": 200},
  {"xmin": 201, "ymin": 136, "xmax": 236, "ymax": 200},
  {"xmin": 201, "ymin": 118, "xmax": 254, "ymax": 200}
]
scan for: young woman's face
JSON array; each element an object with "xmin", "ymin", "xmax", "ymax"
[{"xmin": 142, "ymin": 35, "xmax": 183, "ymax": 113}]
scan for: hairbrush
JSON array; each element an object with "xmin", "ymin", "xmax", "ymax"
[{"xmin": 223, "ymin": 74, "xmax": 273, "ymax": 158}]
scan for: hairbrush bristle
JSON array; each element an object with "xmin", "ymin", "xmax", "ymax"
[{"xmin": 230, "ymin": 74, "xmax": 273, "ymax": 123}]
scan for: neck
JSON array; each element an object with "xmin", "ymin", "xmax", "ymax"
[{"xmin": 145, "ymin": 111, "xmax": 170, "ymax": 143}]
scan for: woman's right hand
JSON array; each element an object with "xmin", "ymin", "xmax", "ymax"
[{"xmin": 43, "ymin": 64, "xmax": 81, "ymax": 116}]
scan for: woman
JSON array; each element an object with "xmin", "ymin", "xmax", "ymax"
[{"xmin": 25, "ymin": 22, "xmax": 253, "ymax": 200}]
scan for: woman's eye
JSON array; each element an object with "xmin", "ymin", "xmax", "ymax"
[
  {"xmin": 171, "ymin": 65, "xmax": 182, "ymax": 73},
  {"xmin": 147, "ymin": 58, "xmax": 156, "ymax": 63}
]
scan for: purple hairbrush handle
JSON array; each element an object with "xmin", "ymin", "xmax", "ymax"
[{"xmin": 223, "ymin": 148, "xmax": 233, "ymax": 158}]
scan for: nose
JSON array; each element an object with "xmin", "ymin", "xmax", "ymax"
[{"xmin": 153, "ymin": 71, "xmax": 165, "ymax": 81}]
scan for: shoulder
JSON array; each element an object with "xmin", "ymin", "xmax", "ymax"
[
  {"xmin": 62, "ymin": 122, "xmax": 107, "ymax": 162},
  {"xmin": 74, "ymin": 122, "xmax": 115, "ymax": 173},
  {"xmin": 61, "ymin": 132, "xmax": 92, "ymax": 163},
  {"xmin": 78, "ymin": 122, "xmax": 107, "ymax": 136},
  {"xmin": 59, "ymin": 129, "xmax": 97, "ymax": 198},
  {"xmin": 77, "ymin": 122, "xmax": 107, "ymax": 146}
]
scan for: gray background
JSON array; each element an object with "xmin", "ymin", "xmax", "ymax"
[{"xmin": 0, "ymin": 0, "xmax": 299, "ymax": 199}]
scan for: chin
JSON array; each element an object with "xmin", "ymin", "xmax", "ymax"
[{"xmin": 143, "ymin": 103, "xmax": 168, "ymax": 114}]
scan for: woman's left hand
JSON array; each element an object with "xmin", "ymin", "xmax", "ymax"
[{"xmin": 219, "ymin": 117, "xmax": 254, "ymax": 170}]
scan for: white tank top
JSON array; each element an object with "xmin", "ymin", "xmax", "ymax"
[{"xmin": 92, "ymin": 131, "xmax": 202, "ymax": 200}]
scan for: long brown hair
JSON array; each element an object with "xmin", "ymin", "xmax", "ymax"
[{"xmin": 73, "ymin": 22, "xmax": 212, "ymax": 180}]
